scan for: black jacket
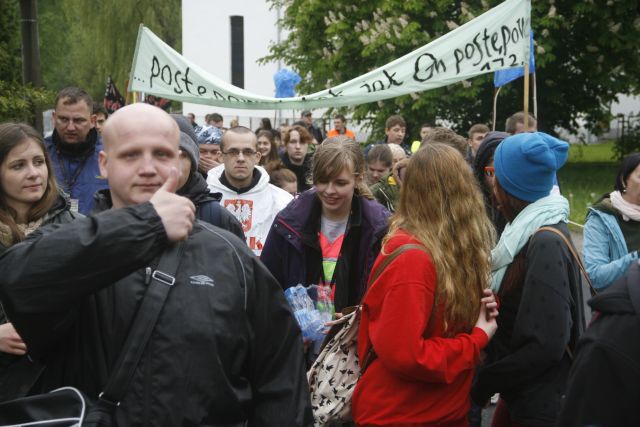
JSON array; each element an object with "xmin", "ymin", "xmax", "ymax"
[
  {"xmin": 280, "ymin": 153, "xmax": 312, "ymax": 194},
  {"xmin": 306, "ymin": 124, "xmax": 324, "ymax": 144},
  {"xmin": 0, "ymin": 191, "xmax": 80, "ymax": 256},
  {"xmin": 0, "ymin": 202, "xmax": 312, "ymax": 425},
  {"xmin": 557, "ymin": 263, "xmax": 640, "ymax": 427},
  {"xmin": 179, "ymin": 172, "xmax": 246, "ymax": 241},
  {"xmin": 261, "ymin": 190, "xmax": 389, "ymax": 312},
  {"xmin": 0, "ymin": 192, "xmax": 81, "ymax": 400},
  {"xmin": 0, "ymin": 191, "xmax": 81, "ymax": 320},
  {"xmin": 471, "ymin": 223, "xmax": 586, "ymax": 426}
]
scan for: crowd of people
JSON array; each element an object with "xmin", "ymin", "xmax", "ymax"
[{"xmin": 0, "ymin": 85, "xmax": 637, "ymax": 426}]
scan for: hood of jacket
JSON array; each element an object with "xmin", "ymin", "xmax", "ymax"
[
  {"xmin": 43, "ymin": 190, "xmax": 76, "ymax": 221},
  {"xmin": 177, "ymin": 171, "xmax": 220, "ymax": 206},
  {"xmin": 588, "ymin": 263, "xmax": 640, "ymax": 316},
  {"xmin": 207, "ymin": 164, "xmax": 271, "ymax": 196}
]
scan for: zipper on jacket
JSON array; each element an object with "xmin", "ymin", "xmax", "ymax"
[{"xmin": 143, "ymin": 266, "xmax": 152, "ymax": 425}]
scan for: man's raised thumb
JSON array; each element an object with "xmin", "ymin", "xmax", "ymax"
[{"xmin": 159, "ymin": 167, "xmax": 180, "ymax": 194}]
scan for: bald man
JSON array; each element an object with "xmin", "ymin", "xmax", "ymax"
[{"xmin": 0, "ymin": 104, "xmax": 312, "ymax": 425}]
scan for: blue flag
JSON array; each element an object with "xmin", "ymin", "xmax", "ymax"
[
  {"xmin": 274, "ymin": 69, "xmax": 302, "ymax": 98},
  {"xmin": 493, "ymin": 31, "xmax": 535, "ymax": 88}
]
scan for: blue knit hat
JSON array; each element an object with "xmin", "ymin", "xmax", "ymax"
[{"xmin": 494, "ymin": 132, "xmax": 569, "ymax": 202}]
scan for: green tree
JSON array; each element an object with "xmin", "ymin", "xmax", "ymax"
[
  {"xmin": 263, "ymin": 0, "xmax": 640, "ymax": 141},
  {"xmin": 38, "ymin": 0, "xmax": 181, "ymax": 103},
  {"xmin": 0, "ymin": 0, "xmax": 53, "ymax": 123}
]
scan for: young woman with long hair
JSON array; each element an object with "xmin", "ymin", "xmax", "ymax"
[
  {"xmin": 0, "ymin": 122, "xmax": 80, "ymax": 399},
  {"xmin": 261, "ymin": 136, "xmax": 389, "ymax": 316},
  {"xmin": 352, "ymin": 143, "xmax": 498, "ymax": 427},
  {"xmin": 256, "ymin": 129, "xmax": 282, "ymax": 175},
  {"xmin": 471, "ymin": 132, "xmax": 585, "ymax": 427}
]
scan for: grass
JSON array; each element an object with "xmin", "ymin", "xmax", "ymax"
[
  {"xmin": 561, "ymin": 141, "xmax": 617, "ymax": 227},
  {"xmin": 566, "ymin": 141, "xmax": 617, "ymax": 163}
]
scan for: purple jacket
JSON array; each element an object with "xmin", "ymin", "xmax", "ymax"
[{"xmin": 261, "ymin": 188, "xmax": 390, "ymax": 311}]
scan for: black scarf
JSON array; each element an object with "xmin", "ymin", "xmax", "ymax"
[{"xmin": 52, "ymin": 128, "xmax": 98, "ymax": 158}]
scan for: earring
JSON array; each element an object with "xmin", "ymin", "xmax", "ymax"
[{"xmin": 623, "ymin": 186, "xmax": 627, "ymax": 193}]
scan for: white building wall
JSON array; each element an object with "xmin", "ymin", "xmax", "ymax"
[{"xmin": 182, "ymin": 0, "xmax": 301, "ymax": 129}]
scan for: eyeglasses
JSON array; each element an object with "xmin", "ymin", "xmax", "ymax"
[
  {"xmin": 55, "ymin": 116, "xmax": 89, "ymax": 126},
  {"xmin": 222, "ymin": 148, "xmax": 258, "ymax": 158},
  {"xmin": 484, "ymin": 166, "xmax": 495, "ymax": 177}
]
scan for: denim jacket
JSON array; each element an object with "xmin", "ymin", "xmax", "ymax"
[{"xmin": 583, "ymin": 207, "xmax": 638, "ymax": 290}]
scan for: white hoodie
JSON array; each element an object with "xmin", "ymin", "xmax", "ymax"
[{"xmin": 207, "ymin": 165, "xmax": 293, "ymax": 256}]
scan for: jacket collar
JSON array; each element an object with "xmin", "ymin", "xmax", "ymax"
[
  {"xmin": 296, "ymin": 192, "xmax": 363, "ymax": 249},
  {"xmin": 276, "ymin": 188, "xmax": 388, "ymax": 247},
  {"xmin": 43, "ymin": 190, "xmax": 75, "ymax": 221}
]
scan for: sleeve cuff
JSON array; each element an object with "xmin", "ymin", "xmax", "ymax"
[{"xmin": 471, "ymin": 327, "xmax": 489, "ymax": 350}]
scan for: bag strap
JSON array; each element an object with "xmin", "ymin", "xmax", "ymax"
[
  {"xmin": 365, "ymin": 244, "xmax": 428, "ymax": 298},
  {"xmin": 361, "ymin": 243, "xmax": 432, "ymax": 373},
  {"xmin": 535, "ymin": 226, "xmax": 593, "ymax": 363},
  {"xmin": 198, "ymin": 200, "xmax": 222, "ymax": 228},
  {"xmin": 98, "ymin": 242, "xmax": 184, "ymax": 407},
  {"xmin": 536, "ymin": 226, "xmax": 597, "ymax": 297}
]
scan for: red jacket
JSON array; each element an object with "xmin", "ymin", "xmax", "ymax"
[{"xmin": 352, "ymin": 230, "xmax": 489, "ymax": 427}]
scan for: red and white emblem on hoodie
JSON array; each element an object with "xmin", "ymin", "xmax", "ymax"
[{"xmin": 224, "ymin": 199, "xmax": 253, "ymax": 232}]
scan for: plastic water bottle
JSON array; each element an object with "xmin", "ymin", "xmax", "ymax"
[
  {"xmin": 298, "ymin": 285, "xmax": 326, "ymax": 341},
  {"xmin": 284, "ymin": 285, "xmax": 326, "ymax": 341},
  {"xmin": 285, "ymin": 285, "xmax": 309, "ymax": 333}
]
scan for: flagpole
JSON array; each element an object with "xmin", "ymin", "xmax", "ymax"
[
  {"xmin": 523, "ymin": 62, "xmax": 530, "ymax": 130},
  {"xmin": 492, "ymin": 87, "xmax": 502, "ymax": 131},
  {"xmin": 124, "ymin": 79, "xmax": 130, "ymax": 106},
  {"xmin": 532, "ymin": 72, "xmax": 538, "ymax": 120}
]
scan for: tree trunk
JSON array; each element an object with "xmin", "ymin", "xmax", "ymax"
[{"xmin": 20, "ymin": 0, "xmax": 43, "ymax": 133}]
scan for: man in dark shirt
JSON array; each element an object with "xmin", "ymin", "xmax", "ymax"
[
  {"xmin": 301, "ymin": 110, "xmax": 324, "ymax": 144},
  {"xmin": 281, "ymin": 124, "xmax": 313, "ymax": 194}
]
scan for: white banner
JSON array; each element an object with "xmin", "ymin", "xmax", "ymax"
[{"xmin": 128, "ymin": 0, "xmax": 530, "ymax": 110}]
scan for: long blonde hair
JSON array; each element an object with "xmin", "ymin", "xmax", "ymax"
[{"xmin": 388, "ymin": 143, "xmax": 495, "ymax": 335}]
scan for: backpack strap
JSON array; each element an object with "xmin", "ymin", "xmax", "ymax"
[
  {"xmin": 536, "ymin": 226, "xmax": 597, "ymax": 297},
  {"xmin": 535, "ymin": 226, "xmax": 593, "ymax": 362},
  {"xmin": 197, "ymin": 201, "xmax": 222, "ymax": 227}
]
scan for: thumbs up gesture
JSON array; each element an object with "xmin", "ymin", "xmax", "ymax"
[{"xmin": 150, "ymin": 167, "xmax": 196, "ymax": 241}]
